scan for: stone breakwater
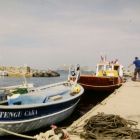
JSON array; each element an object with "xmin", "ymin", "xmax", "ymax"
[
  {"xmin": 0, "ymin": 66, "xmax": 60, "ymax": 77},
  {"xmin": 32, "ymin": 70, "xmax": 60, "ymax": 77}
]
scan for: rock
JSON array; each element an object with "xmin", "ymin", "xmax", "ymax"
[{"xmin": 32, "ymin": 70, "xmax": 60, "ymax": 77}]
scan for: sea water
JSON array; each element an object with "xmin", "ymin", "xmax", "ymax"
[{"xmin": 0, "ymin": 70, "xmax": 68, "ymax": 88}]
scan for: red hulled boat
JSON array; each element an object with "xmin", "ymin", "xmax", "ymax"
[{"xmin": 69, "ymin": 58, "xmax": 124, "ymax": 92}]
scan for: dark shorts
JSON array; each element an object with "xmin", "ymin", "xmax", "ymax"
[
  {"xmin": 135, "ymin": 67, "xmax": 140, "ymax": 72},
  {"xmin": 134, "ymin": 68, "xmax": 140, "ymax": 76}
]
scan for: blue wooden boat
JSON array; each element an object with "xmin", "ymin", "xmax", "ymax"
[{"xmin": 0, "ymin": 80, "xmax": 84, "ymax": 135}]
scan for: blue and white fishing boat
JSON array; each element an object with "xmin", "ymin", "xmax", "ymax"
[{"xmin": 0, "ymin": 70, "xmax": 84, "ymax": 136}]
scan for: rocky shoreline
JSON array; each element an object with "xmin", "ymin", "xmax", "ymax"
[
  {"xmin": 32, "ymin": 70, "xmax": 60, "ymax": 77},
  {"xmin": 0, "ymin": 66, "xmax": 60, "ymax": 77}
]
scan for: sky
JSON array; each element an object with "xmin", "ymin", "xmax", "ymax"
[{"xmin": 0, "ymin": 0, "xmax": 140, "ymax": 69}]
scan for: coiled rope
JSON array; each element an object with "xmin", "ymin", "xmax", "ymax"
[
  {"xmin": 68, "ymin": 112, "xmax": 140, "ymax": 139},
  {"xmin": 80, "ymin": 112, "xmax": 140, "ymax": 139}
]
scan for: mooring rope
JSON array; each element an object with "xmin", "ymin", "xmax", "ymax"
[
  {"xmin": 0, "ymin": 127, "xmax": 36, "ymax": 139},
  {"xmin": 0, "ymin": 126, "xmax": 70, "ymax": 140}
]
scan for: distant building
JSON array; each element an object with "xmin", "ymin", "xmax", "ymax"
[{"xmin": 0, "ymin": 66, "xmax": 32, "ymax": 77}]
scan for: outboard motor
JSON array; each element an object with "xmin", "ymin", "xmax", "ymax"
[{"xmin": 68, "ymin": 64, "xmax": 80, "ymax": 84}]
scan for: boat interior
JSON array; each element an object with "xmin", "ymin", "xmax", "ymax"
[{"xmin": 0, "ymin": 82, "xmax": 82, "ymax": 106}]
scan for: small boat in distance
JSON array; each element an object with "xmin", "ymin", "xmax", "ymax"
[
  {"xmin": 0, "ymin": 71, "xmax": 8, "ymax": 76},
  {"xmin": 69, "ymin": 58, "xmax": 124, "ymax": 92},
  {"xmin": 0, "ymin": 70, "xmax": 84, "ymax": 136}
]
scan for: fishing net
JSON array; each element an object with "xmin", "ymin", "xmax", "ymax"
[{"xmin": 80, "ymin": 112, "xmax": 140, "ymax": 139}]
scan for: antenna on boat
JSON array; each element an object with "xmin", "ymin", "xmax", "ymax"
[
  {"xmin": 23, "ymin": 74, "xmax": 28, "ymax": 86},
  {"xmin": 100, "ymin": 55, "xmax": 107, "ymax": 62},
  {"xmin": 100, "ymin": 52, "xmax": 107, "ymax": 62},
  {"xmin": 22, "ymin": 64, "xmax": 29, "ymax": 89}
]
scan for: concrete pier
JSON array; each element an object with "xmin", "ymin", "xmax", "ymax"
[{"xmin": 68, "ymin": 80, "xmax": 140, "ymax": 139}]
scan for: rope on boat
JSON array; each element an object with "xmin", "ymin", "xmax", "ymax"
[
  {"xmin": 68, "ymin": 112, "xmax": 140, "ymax": 139},
  {"xmin": 0, "ymin": 127, "xmax": 36, "ymax": 139}
]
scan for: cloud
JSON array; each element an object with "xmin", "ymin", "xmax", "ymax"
[{"xmin": 0, "ymin": 0, "xmax": 140, "ymax": 68}]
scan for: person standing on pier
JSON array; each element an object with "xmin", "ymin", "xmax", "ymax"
[{"xmin": 128, "ymin": 57, "xmax": 140, "ymax": 81}]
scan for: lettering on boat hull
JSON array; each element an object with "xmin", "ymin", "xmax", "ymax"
[{"xmin": 0, "ymin": 110, "xmax": 38, "ymax": 119}]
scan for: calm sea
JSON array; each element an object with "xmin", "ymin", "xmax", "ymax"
[{"xmin": 0, "ymin": 70, "xmax": 68, "ymax": 88}]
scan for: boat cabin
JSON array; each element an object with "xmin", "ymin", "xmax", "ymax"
[{"xmin": 96, "ymin": 62, "xmax": 123, "ymax": 77}]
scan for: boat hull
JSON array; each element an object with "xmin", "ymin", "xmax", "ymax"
[
  {"xmin": 0, "ymin": 81, "xmax": 84, "ymax": 136},
  {"xmin": 0, "ymin": 100, "xmax": 79, "ymax": 136},
  {"xmin": 78, "ymin": 75, "xmax": 122, "ymax": 92},
  {"xmin": 0, "ymin": 97, "xmax": 79, "ymax": 121}
]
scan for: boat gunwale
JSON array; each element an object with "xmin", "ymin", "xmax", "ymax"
[
  {"xmin": 80, "ymin": 74, "xmax": 120, "ymax": 79},
  {"xmin": 80, "ymin": 82, "xmax": 122, "ymax": 88}
]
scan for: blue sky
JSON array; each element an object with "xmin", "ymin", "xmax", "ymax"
[{"xmin": 0, "ymin": 0, "xmax": 140, "ymax": 69}]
